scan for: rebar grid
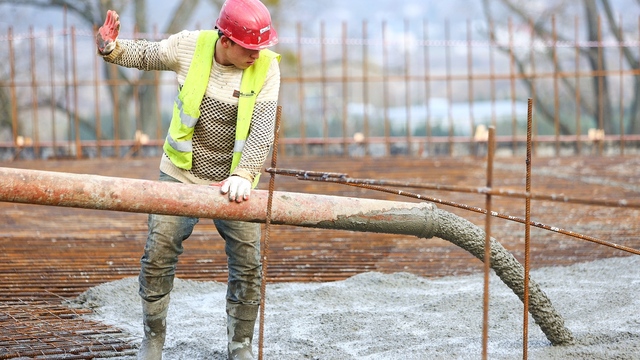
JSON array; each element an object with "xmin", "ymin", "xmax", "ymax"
[{"xmin": 0, "ymin": 301, "xmax": 135, "ymax": 359}]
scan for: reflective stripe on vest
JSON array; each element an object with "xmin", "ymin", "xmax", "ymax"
[
  {"xmin": 165, "ymin": 95, "xmax": 200, "ymax": 153},
  {"xmin": 163, "ymin": 30, "xmax": 280, "ymax": 177}
]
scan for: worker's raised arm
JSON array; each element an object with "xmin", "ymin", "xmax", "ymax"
[
  {"xmin": 96, "ymin": 10, "xmax": 120, "ymax": 55},
  {"xmin": 95, "ymin": 10, "xmax": 172, "ymax": 72}
]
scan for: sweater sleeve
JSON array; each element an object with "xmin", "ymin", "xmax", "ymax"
[
  {"xmin": 100, "ymin": 30, "xmax": 199, "ymax": 75},
  {"xmin": 100, "ymin": 39, "xmax": 170, "ymax": 71}
]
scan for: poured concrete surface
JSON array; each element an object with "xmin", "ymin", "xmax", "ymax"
[{"xmin": 1, "ymin": 155, "xmax": 639, "ymax": 358}]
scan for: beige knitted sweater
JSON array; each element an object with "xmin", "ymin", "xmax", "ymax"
[{"xmin": 102, "ymin": 30, "xmax": 281, "ymax": 185}]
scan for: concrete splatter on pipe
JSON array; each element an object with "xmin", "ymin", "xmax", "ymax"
[{"xmin": 0, "ymin": 166, "xmax": 573, "ymax": 345}]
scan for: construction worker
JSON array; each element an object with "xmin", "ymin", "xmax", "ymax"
[{"xmin": 95, "ymin": 0, "xmax": 280, "ymax": 358}]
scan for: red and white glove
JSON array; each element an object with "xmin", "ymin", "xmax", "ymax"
[
  {"xmin": 220, "ymin": 175, "xmax": 252, "ymax": 203},
  {"xmin": 96, "ymin": 10, "xmax": 120, "ymax": 55}
]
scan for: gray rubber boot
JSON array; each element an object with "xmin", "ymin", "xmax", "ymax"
[
  {"xmin": 138, "ymin": 295, "xmax": 170, "ymax": 360},
  {"xmin": 227, "ymin": 303, "xmax": 259, "ymax": 360}
]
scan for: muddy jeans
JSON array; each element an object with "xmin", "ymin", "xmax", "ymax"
[{"xmin": 138, "ymin": 172, "xmax": 262, "ymax": 310}]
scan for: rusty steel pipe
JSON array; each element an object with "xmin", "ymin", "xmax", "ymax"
[
  {"xmin": 0, "ymin": 166, "xmax": 574, "ymax": 346},
  {"xmin": 0, "ymin": 167, "xmax": 437, "ymax": 237}
]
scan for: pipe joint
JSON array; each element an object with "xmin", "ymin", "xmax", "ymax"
[{"xmin": 417, "ymin": 202, "xmax": 439, "ymax": 239}]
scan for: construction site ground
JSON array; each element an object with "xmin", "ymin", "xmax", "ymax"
[{"xmin": 1, "ymin": 154, "xmax": 639, "ymax": 359}]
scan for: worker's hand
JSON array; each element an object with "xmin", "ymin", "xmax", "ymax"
[
  {"xmin": 96, "ymin": 10, "xmax": 120, "ymax": 55},
  {"xmin": 220, "ymin": 175, "xmax": 252, "ymax": 203}
]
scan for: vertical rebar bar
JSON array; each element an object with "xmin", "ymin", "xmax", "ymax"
[
  {"xmin": 71, "ymin": 26, "xmax": 81, "ymax": 159},
  {"xmin": 342, "ymin": 21, "xmax": 349, "ymax": 156},
  {"xmin": 482, "ymin": 125, "xmax": 496, "ymax": 360},
  {"xmin": 552, "ymin": 16, "xmax": 560, "ymax": 156},
  {"xmin": 382, "ymin": 21, "xmax": 391, "ymax": 156},
  {"xmin": 489, "ymin": 20, "xmax": 497, "ymax": 129},
  {"xmin": 110, "ymin": 62, "xmax": 121, "ymax": 156},
  {"xmin": 8, "ymin": 27, "xmax": 18, "ymax": 153},
  {"xmin": 575, "ymin": 16, "xmax": 582, "ymax": 155},
  {"xmin": 508, "ymin": 18, "xmax": 517, "ymax": 155},
  {"xmin": 404, "ymin": 19, "xmax": 412, "ymax": 155},
  {"xmin": 132, "ymin": 25, "xmax": 141, "ymax": 157},
  {"xmin": 63, "ymin": 7, "xmax": 72, "ymax": 156},
  {"xmin": 597, "ymin": 16, "xmax": 604, "ymax": 156},
  {"xmin": 618, "ymin": 15, "xmax": 625, "ymax": 156},
  {"xmin": 320, "ymin": 21, "xmax": 328, "ymax": 156},
  {"xmin": 529, "ymin": 19, "xmax": 538, "ymax": 157},
  {"xmin": 445, "ymin": 19, "xmax": 453, "ymax": 156},
  {"xmin": 93, "ymin": 25, "xmax": 102, "ymax": 158},
  {"xmin": 48, "ymin": 26, "xmax": 58, "ymax": 157},
  {"xmin": 362, "ymin": 20, "xmax": 370, "ymax": 156},
  {"xmin": 523, "ymin": 98, "xmax": 533, "ymax": 360},
  {"xmin": 29, "ymin": 27, "xmax": 40, "ymax": 158},
  {"xmin": 423, "ymin": 20, "xmax": 432, "ymax": 156},
  {"xmin": 296, "ymin": 22, "xmax": 306, "ymax": 156},
  {"xmin": 467, "ymin": 19, "xmax": 476, "ymax": 156},
  {"xmin": 154, "ymin": 25, "xmax": 162, "ymax": 143}
]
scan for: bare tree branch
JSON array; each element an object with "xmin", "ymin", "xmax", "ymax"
[
  {"xmin": 482, "ymin": 0, "xmax": 627, "ymax": 135},
  {"xmin": 482, "ymin": 0, "xmax": 587, "ymax": 134},
  {"xmin": 599, "ymin": 0, "xmax": 638, "ymax": 67},
  {"xmin": 583, "ymin": 0, "xmax": 615, "ymax": 134},
  {"xmin": 0, "ymin": 0, "xmax": 130, "ymax": 26},
  {"xmin": 599, "ymin": 0, "xmax": 640, "ymax": 134}
]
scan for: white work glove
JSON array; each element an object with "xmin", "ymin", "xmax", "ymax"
[
  {"xmin": 96, "ymin": 10, "xmax": 120, "ymax": 55},
  {"xmin": 220, "ymin": 175, "xmax": 252, "ymax": 203}
]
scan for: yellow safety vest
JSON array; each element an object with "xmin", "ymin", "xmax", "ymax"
[{"xmin": 163, "ymin": 30, "xmax": 280, "ymax": 184}]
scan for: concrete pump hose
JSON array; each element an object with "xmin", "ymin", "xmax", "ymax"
[{"xmin": 428, "ymin": 207, "xmax": 575, "ymax": 346}]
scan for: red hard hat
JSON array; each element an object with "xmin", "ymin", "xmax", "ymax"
[{"xmin": 216, "ymin": 0, "xmax": 278, "ymax": 50}]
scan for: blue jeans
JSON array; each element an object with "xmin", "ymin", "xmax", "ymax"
[{"xmin": 138, "ymin": 172, "xmax": 262, "ymax": 309}]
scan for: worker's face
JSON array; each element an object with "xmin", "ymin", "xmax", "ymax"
[{"xmin": 220, "ymin": 37, "xmax": 260, "ymax": 70}]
